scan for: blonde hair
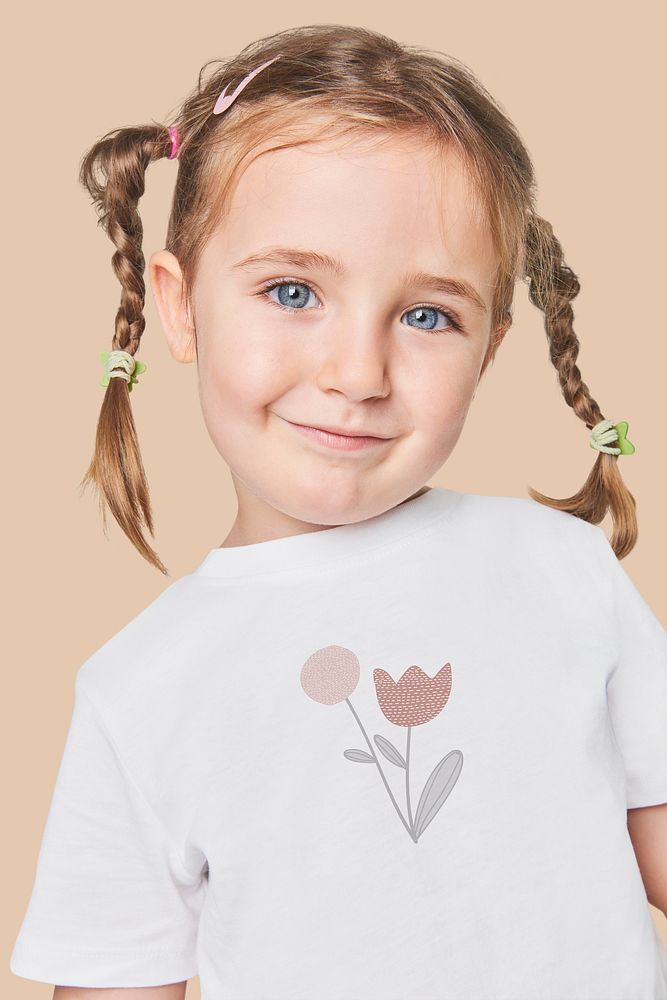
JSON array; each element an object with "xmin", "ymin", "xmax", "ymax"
[{"xmin": 79, "ymin": 23, "xmax": 636, "ymax": 575}]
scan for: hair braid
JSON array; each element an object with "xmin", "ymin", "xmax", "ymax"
[
  {"xmin": 524, "ymin": 212, "xmax": 637, "ymax": 558},
  {"xmin": 78, "ymin": 125, "xmax": 174, "ymax": 575}
]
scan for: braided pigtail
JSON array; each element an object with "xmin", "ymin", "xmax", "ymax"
[
  {"xmin": 524, "ymin": 212, "xmax": 637, "ymax": 558},
  {"xmin": 78, "ymin": 124, "xmax": 176, "ymax": 576}
]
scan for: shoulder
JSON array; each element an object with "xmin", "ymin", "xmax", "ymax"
[
  {"xmin": 75, "ymin": 572, "xmax": 213, "ymax": 718},
  {"xmin": 69, "ymin": 572, "xmax": 220, "ymax": 842},
  {"xmin": 458, "ymin": 490, "xmax": 602, "ymax": 546},
  {"xmin": 455, "ymin": 490, "xmax": 607, "ymax": 580},
  {"xmin": 450, "ymin": 494, "xmax": 619, "ymax": 636}
]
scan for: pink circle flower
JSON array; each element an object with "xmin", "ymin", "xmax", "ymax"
[{"xmin": 300, "ymin": 645, "xmax": 361, "ymax": 705}]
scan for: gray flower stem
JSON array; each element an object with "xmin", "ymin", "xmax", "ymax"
[
  {"xmin": 345, "ymin": 697, "xmax": 417, "ymax": 843},
  {"xmin": 405, "ymin": 725, "xmax": 415, "ymax": 833}
]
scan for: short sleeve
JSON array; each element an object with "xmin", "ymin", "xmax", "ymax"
[
  {"xmin": 590, "ymin": 524, "xmax": 667, "ymax": 809},
  {"xmin": 10, "ymin": 676, "xmax": 206, "ymax": 988}
]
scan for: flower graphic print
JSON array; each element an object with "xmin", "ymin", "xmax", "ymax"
[{"xmin": 300, "ymin": 645, "xmax": 463, "ymax": 843}]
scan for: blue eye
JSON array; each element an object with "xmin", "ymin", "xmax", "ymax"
[
  {"xmin": 402, "ymin": 306, "xmax": 461, "ymax": 333},
  {"xmin": 262, "ymin": 279, "xmax": 319, "ymax": 312},
  {"xmin": 257, "ymin": 277, "xmax": 463, "ymax": 333}
]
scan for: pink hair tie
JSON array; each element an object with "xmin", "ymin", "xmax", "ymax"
[
  {"xmin": 167, "ymin": 125, "xmax": 181, "ymax": 160},
  {"xmin": 212, "ymin": 54, "xmax": 282, "ymax": 115}
]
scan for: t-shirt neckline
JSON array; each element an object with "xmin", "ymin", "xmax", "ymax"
[{"xmin": 192, "ymin": 486, "xmax": 461, "ymax": 579}]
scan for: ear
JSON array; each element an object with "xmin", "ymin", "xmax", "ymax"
[
  {"xmin": 478, "ymin": 319, "xmax": 511, "ymax": 383},
  {"xmin": 148, "ymin": 249, "xmax": 196, "ymax": 364}
]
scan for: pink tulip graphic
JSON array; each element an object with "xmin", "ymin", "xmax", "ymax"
[
  {"xmin": 373, "ymin": 663, "xmax": 452, "ymax": 726},
  {"xmin": 300, "ymin": 648, "xmax": 463, "ymax": 842}
]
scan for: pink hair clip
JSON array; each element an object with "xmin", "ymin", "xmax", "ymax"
[{"xmin": 212, "ymin": 54, "xmax": 282, "ymax": 115}]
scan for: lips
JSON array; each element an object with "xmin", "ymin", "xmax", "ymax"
[
  {"xmin": 283, "ymin": 418, "xmax": 393, "ymax": 452},
  {"xmin": 291, "ymin": 421, "xmax": 389, "ymax": 439}
]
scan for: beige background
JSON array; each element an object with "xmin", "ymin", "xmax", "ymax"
[{"xmin": 3, "ymin": 0, "xmax": 665, "ymax": 996}]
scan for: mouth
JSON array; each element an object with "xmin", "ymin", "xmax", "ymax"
[{"xmin": 282, "ymin": 418, "xmax": 393, "ymax": 452}]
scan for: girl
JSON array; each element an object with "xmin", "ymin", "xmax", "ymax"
[{"xmin": 10, "ymin": 23, "xmax": 667, "ymax": 1000}]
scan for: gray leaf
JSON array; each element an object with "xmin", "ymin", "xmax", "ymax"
[
  {"xmin": 343, "ymin": 748, "xmax": 376, "ymax": 763},
  {"xmin": 413, "ymin": 750, "xmax": 464, "ymax": 839},
  {"xmin": 373, "ymin": 733, "xmax": 407, "ymax": 769}
]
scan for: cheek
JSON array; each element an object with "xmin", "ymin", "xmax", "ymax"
[
  {"xmin": 409, "ymin": 345, "xmax": 481, "ymax": 426},
  {"xmin": 197, "ymin": 324, "xmax": 299, "ymax": 430}
]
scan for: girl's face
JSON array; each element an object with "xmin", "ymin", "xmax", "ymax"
[{"xmin": 150, "ymin": 134, "xmax": 509, "ymax": 544}]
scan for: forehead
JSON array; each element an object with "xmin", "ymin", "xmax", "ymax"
[{"xmin": 210, "ymin": 132, "xmax": 497, "ymax": 293}]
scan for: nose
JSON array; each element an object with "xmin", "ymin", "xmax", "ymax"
[{"xmin": 315, "ymin": 322, "xmax": 391, "ymax": 402}]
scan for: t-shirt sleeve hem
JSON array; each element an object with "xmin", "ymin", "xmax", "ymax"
[
  {"xmin": 9, "ymin": 939, "xmax": 198, "ymax": 988},
  {"xmin": 626, "ymin": 785, "xmax": 667, "ymax": 810}
]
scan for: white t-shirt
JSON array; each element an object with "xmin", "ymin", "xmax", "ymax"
[{"xmin": 10, "ymin": 487, "xmax": 667, "ymax": 999}]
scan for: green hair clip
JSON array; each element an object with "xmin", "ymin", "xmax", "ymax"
[
  {"xmin": 100, "ymin": 350, "xmax": 147, "ymax": 393},
  {"xmin": 589, "ymin": 418, "xmax": 635, "ymax": 455}
]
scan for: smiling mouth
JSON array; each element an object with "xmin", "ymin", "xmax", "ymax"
[{"xmin": 282, "ymin": 419, "xmax": 394, "ymax": 452}]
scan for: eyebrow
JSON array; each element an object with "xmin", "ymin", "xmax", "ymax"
[{"xmin": 231, "ymin": 246, "xmax": 488, "ymax": 313}]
